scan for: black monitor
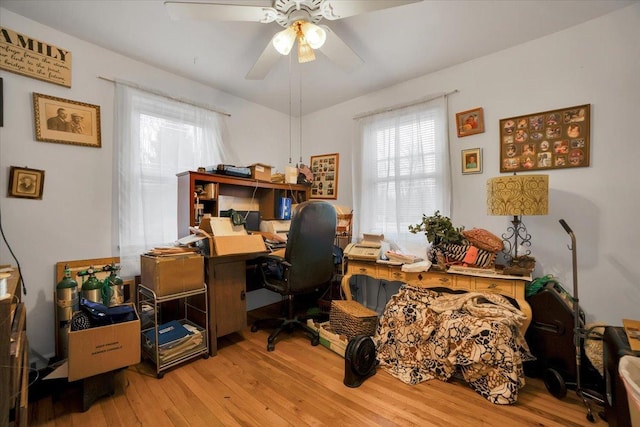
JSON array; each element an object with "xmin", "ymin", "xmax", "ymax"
[{"xmin": 220, "ymin": 210, "xmax": 261, "ymax": 232}]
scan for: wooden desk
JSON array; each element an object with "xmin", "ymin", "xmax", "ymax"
[
  {"xmin": 340, "ymin": 260, "xmax": 532, "ymax": 334},
  {"xmin": 205, "ymin": 252, "xmax": 267, "ymax": 356}
]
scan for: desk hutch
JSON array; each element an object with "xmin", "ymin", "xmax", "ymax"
[{"xmin": 177, "ymin": 171, "xmax": 310, "ymax": 237}]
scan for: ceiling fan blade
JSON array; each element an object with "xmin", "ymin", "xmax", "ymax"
[
  {"xmin": 165, "ymin": 1, "xmax": 278, "ymax": 23},
  {"xmin": 319, "ymin": 26, "xmax": 363, "ymax": 72},
  {"xmin": 321, "ymin": 0, "xmax": 421, "ymax": 20},
  {"xmin": 246, "ymin": 38, "xmax": 282, "ymax": 79}
]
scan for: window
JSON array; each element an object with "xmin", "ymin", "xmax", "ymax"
[
  {"xmin": 115, "ymin": 83, "xmax": 232, "ymax": 276},
  {"xmin": 353, "ymin": 96, "xmax": 451, "ymax": 255}
]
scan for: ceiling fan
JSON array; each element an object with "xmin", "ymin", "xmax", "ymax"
[{"xmin": 164, "ymin": 0, "xmax": 421, "ymax": 79}]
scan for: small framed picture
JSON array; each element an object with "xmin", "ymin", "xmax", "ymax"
[
  {"xmin": 462, "ymin": 148, "xmax": 482, "ymax": 174},
  {"xmin": 33, "ymin": 92, "xmax": 101, "ymax": 148},
  {"xmin": 8, "ymin": 166, "xmax": 45, "ymax": 199},
  {"xmin": 456, "ymin": 107, "xmax": 484, "ymax": 137}
]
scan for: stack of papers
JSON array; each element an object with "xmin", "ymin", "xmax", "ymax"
[
  {"xmin": 360, "ymin": 233, "xmax": 384, "ymax": 248},
  {"xmin": 384, "ymin": 251, "xmax": 422, "ymax": 264},
  {"xmin": 144, "ymin": 320, "xmax": 204, "ymax": 362}
]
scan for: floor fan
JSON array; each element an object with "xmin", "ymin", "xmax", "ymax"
[{"xmin": 344, "ymin": 335, "xmax": 377, "ymax": 387}]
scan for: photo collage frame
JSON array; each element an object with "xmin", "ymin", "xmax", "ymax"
[{"xmin": 500, "ymin": 104, "xmax": 590, "ymax": 173}]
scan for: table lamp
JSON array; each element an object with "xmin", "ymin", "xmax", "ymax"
[{"xmin": 486, "ymin": 174, "xmax": 549, "ymax": 269}]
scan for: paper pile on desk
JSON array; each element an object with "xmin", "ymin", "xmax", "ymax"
[{"xmin": 401, "ymin": 260, "xmax": 432, "ymax": 272}]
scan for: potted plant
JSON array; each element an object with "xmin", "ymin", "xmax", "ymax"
[{"xmin": 408, "ymin": 211, "xmax": 465, "ymax": 265}]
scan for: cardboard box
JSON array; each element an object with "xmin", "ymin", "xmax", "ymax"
[
  {"xmin": 140, "ymin": 253, "xmax": 204, "ymax": 296},
  {"xmin": 46, "ymin": 304, "xmax": 141, "ymax": 381},
  {"xmin": 213, "ymin": 235, "xmax": 266, "ymax": 256},
  {"xmin": 249, "ymin": 163, "xmax": 272, "ymax": 182},
  {"xmin": 307, "ymin": 320, "xmax": 348, "ymax": 357},
  {"xmin": 197, "ymin": 216, "xmax": 267, "ymax": 256}
]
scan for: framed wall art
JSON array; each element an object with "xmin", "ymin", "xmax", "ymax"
[
  {"xmin": 310, "ymin": 153, "xmax": 339, "ymax": 199},
  {"xmin": 33, "ymin": 92, "xmax": 101, "ymax": 148},
  {"xmin": 456, "ymin": 107, "xmax": 484, "ymax": 137},
  {"xmin": 499, "ymin": 104, "xmax": 590, "ymax": 173},
  {"xmin": 462, "ymin": 148, "xmax": 482, "ymax": 174},
  {"xmin": 8, "ymin": 166, "xmax": 45, "ymax": 199}
]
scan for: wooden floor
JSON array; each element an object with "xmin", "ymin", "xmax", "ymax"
[{"xmin": 28, "ymin": 308, "xmax": 608, "ymax": 427}]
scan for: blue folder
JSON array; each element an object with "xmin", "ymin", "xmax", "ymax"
[{"xmin": 144, "ymin": 320, "xmax": 192, "ymax": 347}]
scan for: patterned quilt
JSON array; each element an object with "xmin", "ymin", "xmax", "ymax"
[{"xmin": 374, "ymin": 285, "xmax": 534, "ymax": 404}]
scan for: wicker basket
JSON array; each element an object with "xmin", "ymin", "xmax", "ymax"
[{"xmin": 329, "ymin": 300, "xmax": 378, "ymax": 339}]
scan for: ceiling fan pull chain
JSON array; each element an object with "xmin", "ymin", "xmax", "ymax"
[{"xmin": 299, "ymin": 68, "xmax": 303, "ymax": 165}]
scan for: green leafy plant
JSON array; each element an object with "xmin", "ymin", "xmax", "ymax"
[{"xmin": 408, "ymin": 210, "xmax": 465, "ymax": 247}]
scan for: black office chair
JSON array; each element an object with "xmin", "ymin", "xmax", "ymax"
[{"xmin": 251, "ymin": 200, "xmax": 337, "ymax": 351}]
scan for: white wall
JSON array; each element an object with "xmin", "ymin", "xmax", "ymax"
[
  {"xmin": 302, "ymin": 3, "xmax": 640, "ymax": 325},
  {"xmin": 2, "ymin": 4, "xmax": 639, "ymax": 359},
  {"xmin": 0, "ymin": 8, "xmax": 296, "ymax": 359}
]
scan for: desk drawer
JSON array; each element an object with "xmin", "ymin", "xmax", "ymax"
[
  {"xmin": 406, "ymin": 272, "xmax": 453, "ymax": 288},
  {"xmin": 474, "ymin": 278, "xmax": 516, "ymax": 298},
  {"xmin": 348, "ymin": 261, "xmax": 378, "ymax": 278},
  {"xmin": 453, "ymin": 275, "xmax": 473, "ymax": 291},
  {"xmin": 387, "ymin": 268, "xmax": 407, "ymax": 283}
]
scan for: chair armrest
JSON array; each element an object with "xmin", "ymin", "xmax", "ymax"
[{"xmin": 262, "ymin": 252, "xmax": 291, "ymax": 268}]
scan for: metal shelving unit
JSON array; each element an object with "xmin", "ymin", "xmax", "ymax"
[{"xmin": 137, "ymin": 283, "xmax": 209, "ymax": 378}]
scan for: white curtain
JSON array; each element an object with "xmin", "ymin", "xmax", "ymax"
[
  {"xmin": 353, "ymin": 96, "xmax": 451, "ymax": 256},
  {"xmin": 115, "ymin": 83, "xmax": 234, "ymax": 276}
]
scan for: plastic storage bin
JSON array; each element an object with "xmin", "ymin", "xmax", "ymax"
[{"xmin": 620, "ymin": 356, "xmax": 640, "ymax": 427}]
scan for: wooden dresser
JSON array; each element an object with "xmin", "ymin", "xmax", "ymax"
[{"xmin": 1, "ymin": 268, "xmax": 28, "ymax": 427}]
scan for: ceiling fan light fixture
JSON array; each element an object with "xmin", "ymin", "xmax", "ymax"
[
  {"xmin": 299, "ymin": 21, "xmax": 326, "ymax": 49},
  {"xmin": 272, "ymin": 25, "xmax": 297, "ymax": 55}
]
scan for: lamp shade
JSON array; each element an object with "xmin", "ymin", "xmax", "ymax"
[
  {"xmin": 299, "ymin": 21, "xmax": 326, "ymax": 49},
  {"xmin": 272, "ymin": 26, "xmax": 297, "ymax": 55},
  {"xmin": 487, "ymin": 174, "xmax": 549, "ymax": 216}
]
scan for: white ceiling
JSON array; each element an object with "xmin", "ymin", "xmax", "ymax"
[{"xmin": 1, "ymin": 0, "xmax": 636, "ymax": 116}]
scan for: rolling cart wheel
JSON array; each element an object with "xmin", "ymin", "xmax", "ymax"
[
  {"xmin": 267, "ymin": 343, "xmax": 275, "ymax": 352},
  {"xmin": 311, "ymin": 336, "xmax": 320, "ymax": 346},
  {"xmin": 157, "ymin": 372, "xmax": 165, "ymax": 379},
  {"xmin": 203, "ymin": 353, "xmax": 210, "ymax": 360},
  {"xmin": 543, "ymin": 368, "xmax": 567, "ymax": 399},
  {"xmin": 251, "ymin": 324, "xmax": 259, "ymax": 332}
]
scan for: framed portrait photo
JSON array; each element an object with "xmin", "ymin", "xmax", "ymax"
[
  {"xmin": 462, "ymin": 148, "xmax": 482, "ymax": 174},
  {"xmin": 33, "ymin": 92, "xmax": 101, "ymax": 148},
  {"xmin": 8, "ymin": 166, "xmax": 45, "ymax": 199},
  {"xmin": 310, "ymin": 153, "xmax": 339, "ymax": 199},
  {"xmin": 456, "ymin": 107, "xmax": 484, "ymax": 137}
]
